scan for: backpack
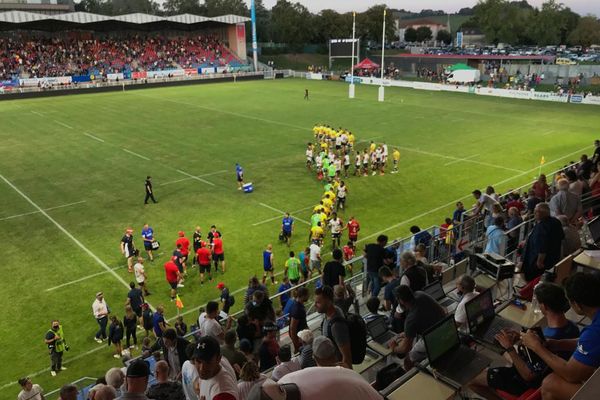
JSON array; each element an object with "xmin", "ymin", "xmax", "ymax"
[{"xmin": 325, "ymin": 312, "xmax": 367, "ymax": 364}]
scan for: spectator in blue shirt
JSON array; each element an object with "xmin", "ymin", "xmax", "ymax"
[
  {"xmin": 278, "ymin": 277, "xmax": 292, "ymax": 309},
  {"xmin": 535, "ymin": 282, "xmax": 580, "ymax": 345},
  {"xmin": 484, "ymin": 216, "xmax": 506, "ymax": 256},
  {"xmin": 452, "ymin": 201, "xmax": 466, "ymax": 225},
  {"xmin": 410, "ymin": 225, "xmax": 431, "ymax": 250},
  {"xmin": 281, "ymin": 213, "xmax": 294, "ymax": 247},
  {"xmin": 522, "ymin": 272, "xmax": 600, "ymax": 400}
]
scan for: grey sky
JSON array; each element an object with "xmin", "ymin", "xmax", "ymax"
[{"xmin": 254, "ymin": 1, "xmax": 599, "ymax": 17}]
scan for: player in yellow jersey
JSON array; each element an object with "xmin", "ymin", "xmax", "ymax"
[
  {"xmin": 310, "ymin": 222, "xmax": 324, "ymax": 241},
  {"xmin": 392, "ymin": 148, "xmax": 400, "ymax": 174},
  {"xmin": 348, "ymin": 132, "xmax": 355, "ymax": 150},
  {"xmin": 369, "ymin": 140, "xmax": 376, "ymax": 154}
]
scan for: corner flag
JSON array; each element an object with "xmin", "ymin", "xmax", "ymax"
[
  {"xmin": 175, "ymin": 295, "xmax": 184, "ymax": 309},
  {"xmin": 540, "ymin": 156, "xmax": 545, "ymax": 165}
]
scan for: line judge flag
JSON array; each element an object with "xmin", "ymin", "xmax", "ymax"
[{"xmin": 175, "ymin": 295, "xmax": 184, "ymax": 309}]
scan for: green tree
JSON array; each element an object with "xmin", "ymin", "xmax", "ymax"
[
  {"xmin": 163, "ymin": 0, "xmax": 204, "ymax": 15},
  {"xmin": 357, "ymin": 4, "xmax": 394, "ymax": 42},
  {"xmin": 404, "ymin": 27, "xmax": 417, "ymax": 42},
  {"xmin": 204, "ymin": 0, "xmax": 248, "ymax": 17},
  {"xmin": 527, "ymin": 0, "xmax": 579, "ymax": 45},
  {"xmin": 252, "ymin": 0, "xmax": 272, "ymax": 43},
  {"xmin": 474, "ymin": 0, "xmax": 532, "ymax": 45},
  {"xmin": 415, "ymin": 26, "xmax": 433, "ymax": 42},
  {"xmin": 436, "ymin": 29, "xmax": 452, "ymax": 45},
  {"xmin": 270, "ymin": 0, "xmax": 313, "ymax": 49},
  {"xmin": 74, "ymin": 0, "xmax": 113, "ymax": 14},
  {"xmin": 315, "ymin": 9, "xmax": 352, "ymax": 42},
  {"xmin": 568, "ymin": 15, "xmax": 600, "ymax": 47},
  {"xmin": 108, "ymin": 0, "xmax": 160, "ymax": 15}
]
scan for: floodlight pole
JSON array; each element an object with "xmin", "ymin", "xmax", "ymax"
[
  {"xmin": 349, "ymin": 11, "xmax": 356, "ymax": 99},
  {"xmin": 378, "ymin": 8, "xmax": 386, "ymax": 102},
  {"xmin": 250, "ymin": 0, "xmax": 259, "ymax": 72}
]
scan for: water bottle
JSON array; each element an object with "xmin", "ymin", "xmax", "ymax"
[{"xmin": 532, "ymin": 281, "xmax": 542, "ymax": 314}]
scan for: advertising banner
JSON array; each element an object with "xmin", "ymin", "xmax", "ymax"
[
  {"xmin": 184, "ymin": 68, "xmax": 198, "ymax": 76},
  {"xmin": 72, "ymin": 75, "xmax": 91, "ymax": 83},
  {"xmin": 107, "ymin": 73, "xmax": 124, "ymax": 81},
  {"xmin": 132, "ymin": 71, "xmax": 147, "ymax": 79}
]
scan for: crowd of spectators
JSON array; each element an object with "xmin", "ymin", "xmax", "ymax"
[{"xmin": 0, "ymin": 33, "xmax": 242, "ymax": 80}]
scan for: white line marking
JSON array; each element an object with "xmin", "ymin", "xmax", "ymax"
[
  {"xmin": 444, "ymin": 154, "xmax": 480, "ymax": 166},
  {"xmin": 160, "ymin": 170, "xmax": 228, "ymax": 186},
  {"xmin": 122, "ymin": 148, "xmax": 150, "ymax": 161},
  {"xmin": 259, "ymin": 203, "xmax": 310, "ymax": 225},
  {"xmin": 176, "ymin": 169, "xmax": 216, "ymax": 186},
  {"xmin": 31, "ymin": 111, "xmax": 44, "ymax": 117},
  {"xmin": 0, "ymin": 200, "xmax": 86, "ymax": 222},
  {"xmin": 541, "ymin": 130, "xmax": 554, "ymax": 136},
  {"xmin": 357, "ymin": 144, "xmax": 592, "ymax": 244},
  {"xmin": 46, "ymin": 265, "xmax": 124, "ymax": 292},
  {"xmin": 84, "ymin": 132, "xmax": 105, "ymax": 143},
  {"xmin": 252, "ymin": 204, "xmax": 315, "ymax": 226},
  {"xmin": 0, "ymin": 174, "xmax": 135, "ymax": 293},
  {"xmin": 53, "ymin": 120, "xmax": 74, "ymax": 130}
]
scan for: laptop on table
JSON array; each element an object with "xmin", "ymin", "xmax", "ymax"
[
  {"xmin": 423, "ymin": 315, "xmax": 491, "ymax": 386},
  {"xmin": 366, "ymin": 317, "xmax": 396, "ymax": 346},
  {"xmin": 465, "ymin": 289, "xmax": 521, "ymax": 346},
  {"xmin": 422, "ymin": 280, "xmax": 458, "ymax": 310}
]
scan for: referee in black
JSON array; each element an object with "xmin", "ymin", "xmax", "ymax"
[{"xmin": 144, "ymin": 176, "xmax": 157, "ymax": 204}]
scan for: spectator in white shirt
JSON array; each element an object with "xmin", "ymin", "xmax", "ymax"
[
  {"xmin": 17, "ymin": 378, "xmax": 44, "ymax": 400},
  {"xmin": 271, "ymin": 345, "xmax": 300, "ymax": 382},
  {"xmin": 200, "ymin": 301, "xmax": 232, "ymax": 344},
  {"xmin": 92, "ymin": 292, "xmax": 109, "ymax": 343},
  {"xmin": 454, "ymin": 275, "xmax": 479, "ymax": 329},
  {"xmin": 193, "ymin": 336, "xmax": 239, "ymax": 400}
]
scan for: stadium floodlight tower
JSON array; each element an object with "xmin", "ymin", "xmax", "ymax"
[
  {"xmin": 378, "ymin": 8, "xmax": 387, "ymax": 102},
  {"xmin": 349, "ymin": 11, "xmax": 357, "ymax": 99},
  {"xmin": 250, "ymin": 0, "xmax": 259, "ymax": 71}
]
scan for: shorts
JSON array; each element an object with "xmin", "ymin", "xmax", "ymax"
[
  {"xmin": 175, "ymin": 264, "xmax": 183, "ymax": 273},
  {"xmin": 124, "ymin": 248, "xmax": 134, "ymax": 258},
  {"xmin": 199, "ymin": 264, "xmax": 211, "ymax": 274},
  {"xmin": 144, "ymin": 242, "xmax": 153, "ymax": 251},
  {"xmin": 213, "ymin": 253, "xmax": 224, "ymax": 262},
  {"xmin": 282, "ymin": 230, "xmax": 292, "ymax": 238},
  {"xmin": 237, "ymin": 176, "xmax": 243, "ymax": 182},
  {"xmin": 332, "ymin": 232, "xmax": 341, "ymax": 239},
  {"xmin": 310, "ymin": 259, "xmax": 321, "ymax": 272},
  {"xmin": 344, "ymin": 165, "xmax": 350, "ymax": 170},
  {"xmin": 168, "ymin": 281, "xmax": 178, "ymax": 290},
  {"xmin": 264, "ymin": 265, "xmax": 274, "ymax": 272},
  {"xmin": 337, "ymin": 197, "xmax": 346, "ymax": 204},
  {"xmin": 349, "ymin": 235, "xmax": 358, "ymax": 242},
  {"xmin": 290, "ymin": 278, "xmax": 300, "ymax": 285},
  {"xmin": 487, "ymin": 367, "xmax": 541, "ymax": 396}
]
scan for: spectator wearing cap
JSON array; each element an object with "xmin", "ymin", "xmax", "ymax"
[
  {"xmin": 116, "ymin": 359, "xmax": 152, "ymax": 400},
  {"xmin": 237, "ymin": 362, "xmax": 268, "ymax": 400},
  {"xmin": 17, "ymin": 378, "xmax": 44, "ymax": 400},
  {"xmin": 217, "ymin": 282, "xmax": 234, "ymax": 314},
  {"xmin": 312, "ymin": 336, "xmax": 339, "ymax": 367},
  {"xmin": 147, "ymin": 360, "xmax": 185, "ymax": 400},
  {"xmin": 59, "ymin": 384, "xmax": 78, "ymax": 400},
  {"xmin": 193, "ymin": 336, "xmax": 239, "ymax": 400},
  {"xmin": 296, "ymin": 330, "xmax": 316, "ymax": 369},
  {"xmin": 92, "ymin": 292, "xmax": 109, "ymax": 343},
  {"xmin": 221, "ymin": 330, "xmax": 247, "ymax": 375},
  {"xmin": 159, "ymin": 328, "xmax": 190, "ymax": 380},
  {"xmin": 258, "ymin": 322, "xmax": 280, "ymax": 372},
  {"xmin": 181, "ymin": 343, "xmax": 199, "ymax": 400},
  {"xmin": 271, "ymin": 345, "xmax": 300, "ymax": 381}
]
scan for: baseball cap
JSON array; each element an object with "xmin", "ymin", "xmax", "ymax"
[
  {"xmin": 312, "ymin": 336, "xmax": 336, "ymax": 360},
  {"xmin": 193, "ymin": 336, "xmax": 221, "ymax": 361},
  {"xmin": 126, "ymin": 359, "xmax": 151, "ymax": 378},
  {"xmin": 216, "ymin": 282, "xmax": 225, "ymax": 290},
  {"xmin": 178, "ymin": 231, "xmax": 185, "ymax": 237}
]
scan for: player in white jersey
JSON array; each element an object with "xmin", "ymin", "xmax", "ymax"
[
  {"xmin": 305, "ymin": 143, "xmax": 313, "ymax": 170},
  {"xmin": 354, "ymin": 152, "xmax": 361, "ymax": 176}
]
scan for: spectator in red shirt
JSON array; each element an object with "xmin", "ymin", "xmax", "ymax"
[
  {"xmin": 346, "ymin": 216, "xmax": 360, "ymax": 243},
  {"xmin": 439, "ymin": 218, "xmax": 452, "ymax": 241},
  {"xmin": 212, "ymin": 233, "xmax": 225, "ymax": 274},
  {"xmin": 532, "ymin": 174, "xmax": 551, "ymax": 201},
  {"xmin": 506, "ymin": 192, "xmax": 525, "ymax": 213},
  {"xmin": 164, "ymin": 260, "xmax": 181, "ymax": 301},
  {"xmin": 196, "ymin": 241, "xmax": 212, "ymax": 285}
]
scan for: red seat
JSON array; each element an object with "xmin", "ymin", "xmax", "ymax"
[{"xmin": 496, "ymin": 388, "xmax": 541, "ymax": 400}]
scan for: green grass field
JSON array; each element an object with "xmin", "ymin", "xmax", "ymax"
[{"xmin": 1, "ymin": 78, "xmax": 599, "ymax": 398}]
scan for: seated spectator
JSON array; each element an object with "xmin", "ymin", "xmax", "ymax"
[
  {"xmin": 521, "ymin": 272, "xmax": 600, "ymax": 400},
  {"xmin": 322, "ymin": 248, "xmax": 346, "ymax": 288},
  {"xmin": 550, "ymin": 179, "xmax": 582, "ymax": 223},
  {"xmin": 315, "ymin": 286, "xmax": 353, "ymax": 369},
  {"xmin": 399, "ymin": 251, "xmax": 427, "ymax": 291},
  {"xmin": 506, "ymin": 192, "xmax": 525, "ymax": 213},
  {"xmin": 237, "ymin": 362, "xmax": 267, "ymax": 400},
  {"xmin": 104, "ymin": 368, "xmax": 124, "ymax": 398},
  {"xmin": 271, "ymin": 345, "xmax": 300, "ymax": 381},
  {"xmin": 174, "ymin": 316, "xmax": 187, "ymax": 337},
  {"xmin": 147, "ymin": 360, "xmax": 185, "ymax": 400},
  {"xmin": 95, "ymin": 385, "xmax": 117, "ymax": 400},
  {"xmin": 453, "ymin": 274, "xmax": 479, "ymax": 330},
  {"xmin": 17, "ymin": 378, "xmax": 43, "ymax": 400},
  {"xmin": 59, "ymin": 384, "xmax": 78, "ymax": 400},
  {"xmin": 117, "ymin": 359, "xmax": 152, "ymax": 400},
  {"xmin": 532, "ymin": 174, "xmax": 551, "ymax": 201},
  {"xmin": 525, "ymin": 188, "xmax": 543, "ymax": 218},
  {"xmin": 557, "ymin": 215, "xmax": 581, "ymax": 257},
  {"xmin": 258, "ymin": 322, "xmax": 279, "ymax": 372},
  {"xmin": 311, "ymin": 336, "xmax": 340, "ymax": 367},
  {"xmin": 192, "ymin": 336, "xmax": 239, "ymax": 400},
  {"xmin": 565, "ymin": 169, "xmax": 586, "ymax": 197},
  {"xmin": 221, "ymin": 330, "xmax": 247, "ymax": 375},
  {"xmin": 333, "ymin": 284, "xmax": 354, "ymax": 315},
  {"xmin": 363, "ymin": 297, "xmax": 385, "ymax": 323},
  {"xmin": 239, "ymin": 338, "xmax": 257, "ymax": 365},
  {"xmin": 236, "ymin": 315, "xmax": 257, "ymax": 352},
  {"xmin": 485, "ymin": 216, "xmax": 506, "ymax": 256},
  {"xmin": 379, "ymin": 266, "xmax": 400, "ymax": 312},
  {"xmin": 389, "ymin": 285, "xmax": 446, "ymax": 370},
  {"xmin": 535, "ymin": 282, "xmax": 580, "ymax": 343},
  {"xmin": 296, "ymin": 329, "xmax": 316, "ymax": 369}
]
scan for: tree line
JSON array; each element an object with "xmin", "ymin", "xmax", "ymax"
[{"xmin": 75, "ymin": 0, "xmax": 600, "ymax": 47}]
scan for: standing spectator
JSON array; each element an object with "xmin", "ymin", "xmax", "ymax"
[
  {"xmin": 221, "ymin": 330, "xmax": 247, "ymax": 373},
  {"xmin": 59, "ymin": 385, "xmax": 78, "ymax": 400},
  {"xmin": 92, "ymin": 292, "xmax": 109, "ymax": 343},
  {"xmin": 452, "ymin": 201, "xmax": 466, "ymax": 225},
  {"xmin": 410, "ymin": 226, "xmax": 432, "ymax": 249},
  {"xmin": 309, "ymin": 241, "xmax": 322, "ymax": 275},
  {"xmin": 277, "ymin": 277, "xmax": 292, "ymax": 309},
  {"xmin": 577, "ymin": 154, "xmax": 593, "ymax": 180},
  {"xmin": 506, "ymin": 207, "xmax": 523, "ymax": 254},
  {"xmin": 144, "ymin": 176, "xmax": 157, "ymax": 205},
  {"xmin": 45, "ymin": 320, "xmax": 67, "ymax": 376},
  {"xmin": 217, "ymin": 282, "xmax": 234, "ymax": 314},
  {"xmin": 105, "ymin": 368, "xmax": 125, "ymax": 397},
  {"xmin": 399, "ymin": 251, "xmax": 427, "ymax": 291},
  {"xmin": 164, "ymin": 259, "xmax": 181, "ymax": 301},
  {"xmin": 212, "ymin": 233, "xmax": 225, "ymax": 274},
  {"xmin": 147, "ymin": 360, "xmax": 185, "ymax": 400},
  {"xmin": 262, "ymin": 244, "xmax": 276, "ymax": 285},
  {"xmin": 244, "ymin": 277, "xmax": 268, "ymax": 305},
  {"xmin": 380, "ymin": 266, "xmax": 400, "ymax": 312},
  {"xmin": 484, "ymin": 216, "xmax": 506, "ymax": 256},
  {"xmin": 141, "ymin": 224, "xmax": 156, "ymax": 262},
  {"xmin": 283, "ymin": 251, "xmax": 301, "ymax": 285},
  {"xmin": 549, "ymin": 179, "xmax": 582, "ymax": 223},
  {"xmin": 152, "ymin": 305, "xmax": 168, "ymax": 338},
  {"xmin": 525, "ymin": 188, "xmax": 543, "ymax": 219},
  {"xmin": 123, "ymin": 306, "xmax": 138, "ymax": 350},
  {"xmin": 271, "ymin": 345, "xmax": 300, "ymax": 381},
  {"xmin": 472, "ymin": 190, "xmax": 500, "ymax": 227},
  {"xmin": 315, "ymin": 286, "xmax": 352, "ymax": 369},
  {"xmin": 142, "ymin": 303, "xmax": 153, "ymax": 337},
  {"xmin": 506, "ymin": 192, "xmax": 525, "ymax": 213},
  {"xmin": 17, "ymin": 378, "xmax": 44, "ymax": 400},
  {"xmin": 161, "ymin": 328, "xmax": 190, "ymax": 380},
  {"xmin": 333, "ymin": 284, "xmax": 355, "ymax": 316},
  {"xmin": 364, "ymin": 235, "xmax": 388, "ymax": 297},
  {"xmin": 557, "ymin": 215, "xmax": 581, "ymax": 257},
  {"xmin": 532, "ymin": 174, "xmax": 551, "ymax": 201},
  {"xmin": 175, "ymin": 316, "xmax": 188, "ymax": 337},
  {"xmin": 454, "ymin": 275, "xmax": 479, "ymax": 329},
  {"xmin": 121, "ymin": 228, "xmax": 136, "ymax": 273},
  {"xmin": 237, "ymin": 362, "xmax": 267, "ymax": 400},
  {"xmin": 126, "ymin": 281, "xmax": 144, "ymax": 324},
  {"xmin": 133, "ymin": 257, "xmax": 150, "ymax": 296},
  {"xmin": 521, "ymin": 203, "xmax": 565, "ymax": 282},
  {"xmin": 289, "ymin": 287, "xmax": 309, "ymax": 353},
  {"xmin": 181, "ymin": 344, "xmax": 199, "ymax": 400},
  {"xmin": 322, "ymin": 248, "xmax": 346, "ymax": 288},
  {"xmin": 259, "ymin": 322, "xmax": 280, "ymax": 372},
  {"xmin": 117, "ymin": 359, "xmax": 151, "ymax": 400},
  {"xmin": 108, "ymin": 315, "xmax": 124, "ymax": 359},
  {"xmin": 193, "ymin": 336, "xmax": 239, "ymax": 400},
  {"xmin": 200, "ymin": 301, "xmax": 227, "ymax": 343}
]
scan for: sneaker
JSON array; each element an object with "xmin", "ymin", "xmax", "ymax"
[
  {"xmin": 177, "ymin": 283, "xmax": 185, "ymax": 288},
  {"xmin": 51, "ymin": 371, "xmax": 57, "ymax": 377},
  {"xmin": 113, "ymin": 354, "xmax": 121, "ymax": 359},
  {"xmin": 95, "ymin": 338, "xmax": 103, "ymax": 344},
  {"xmin": 61, "ymin": 367, "xmax": 67, "ymax": 371}
]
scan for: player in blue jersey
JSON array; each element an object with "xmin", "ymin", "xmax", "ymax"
[
  {"xmin": 262, "ymin": 244, "xmax": 277, "ymax": 285},
  {"xmin": 235, "ymin": 163, "xmax": 244, "ymax": 190},
  {"xmin": 281, "ymin": 213, "xmax": 294, "ymax": 247}
]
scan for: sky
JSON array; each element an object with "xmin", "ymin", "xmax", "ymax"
[{"xmin": 255, "ymin": 0, "xmax": 599, "ymax": 17}]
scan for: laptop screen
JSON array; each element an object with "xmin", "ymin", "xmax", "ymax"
[
  {"xmin": 465, "ymin": 289, "xmax": 495, "ymax": 333},
  {"xmin": 423, "ymin": 281, "xmax": 445, "ymax": 301},
  {"xmin": 589, "ymin": 217, "xmax": 600, "ymax": 243},
  {"xmin": 368, "ymin": 317, "xmax": 387, "ymax": 339},
  {"xmin": 423, "ymin": 316, "xmax": 459, "ymax": 364}
]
